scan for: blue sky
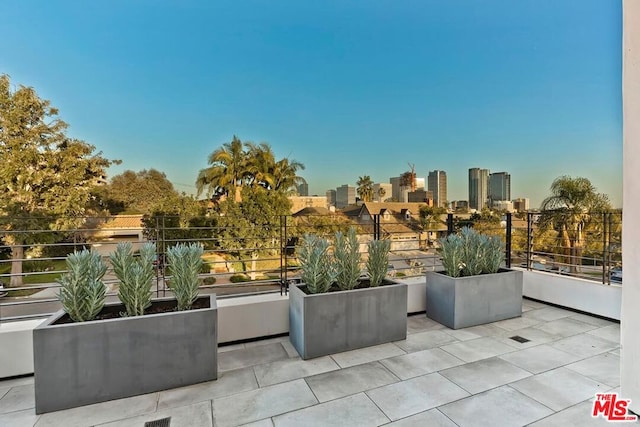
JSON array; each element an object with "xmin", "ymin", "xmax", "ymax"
[{"xmin": 0, "ymin": 0, "xmax": 622, "ymax": 207}]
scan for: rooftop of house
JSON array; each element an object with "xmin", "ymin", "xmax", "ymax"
[{"xmin": 0, "ymin": 297, "xmax": 620, "ymax": 426}]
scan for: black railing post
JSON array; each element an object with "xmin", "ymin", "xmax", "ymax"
[
  {"xmin": 505, "ymin": 212, "xmax": 512, "ymax": 268},
  {"xmin": 280, "ymin": 215, "xmax": 287, "ymax": 295},
  {"xmin": 446, "ymin": 213, "xmax": 454, "ymax": 236},
  {"xmin": 602, "ymin": 212, "xmax": 609, "ymax": 285},
  {"xmin": 373, "ymin": 214, "xmax": 381, "ymax": 240},
  {"xmin": 526, "ymin": 213, "xmax": 533, "ymax": 270},
  {"xmin": 155, "ymin": 216, "xmax": 161, "ymax": 298}
]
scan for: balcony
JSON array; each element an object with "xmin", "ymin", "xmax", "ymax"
[{"xmin": 0, "ymin": 294, "xmax": 620, "ymax": 426}]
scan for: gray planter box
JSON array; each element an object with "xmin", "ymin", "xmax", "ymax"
[
  {"xmin": 289, "ymin": 281, "xmax": 407, "ymax": 360},
  {"xmin": 426, "ymin": 269, "xmax": 523, "ymax": 329},
  {"xmin": 33, "ymin": 295, "xmax": 217, "ymax": 414}
]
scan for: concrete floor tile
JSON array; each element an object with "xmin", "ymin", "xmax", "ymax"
[
  {"xmin": 366, "ymin": 373, "xmax": 469, "ymax": 421},
  {"xmin": 550, "ymin": 334, "xmax": 618, "ymax": 358},
  {"xmin": 254, "ymin": 357, "xmax": 339, "ymax": 387},
  {"xmin": 244, "ymin": 336, "xmax": 288, "ymax": 348},
  {"xmin": 407, "ymin": 315, "xmax": 445, "ymax": 334},
  {"xmin": 441, "ymin": 328, "xmax": 482, "ymax": 341},
  {"xmin": 380, "ymin": 348, "xmax": 465, "ymax": 380},
  {"xmin": 240, "ymin": 419, "xmax": 274, "ymax": 427},
  {"xmin": 565, "ymin": 353, "xmax": 620, "ymax": 387},
  {"xmin": 499, "ymin": 344, "xmax": 582, "ymax": 374},
  {"xmin": 523, "ymin": 307, "xmax": 574, "ymax": 322},
  {"xmin": 439, "ymin": 385, "xmax": 553, "ymax": 427},
  {"xmin": 492, "ymin": 316, "xmax": 542, "ymax": 331},
  {"xmin": 393, "ymin": 329, "xmax": 458, "ymax": 353},
  {"xmin": 0, "ymin": 384, "xmax": 35, "ymax": 414},
  {"xmin": 533, "ymin": 317, "xmax": 598, "ymax": 338},
  {"xmin": 35, "ymin": 393, "xmax": 158, "ymax": 427},
  {"xmin": 385, "ymin": 409, "xmax": 458, "ymax": 426},
  {"xmin": 0, "ymin": 408, "xmax": 39, "ymax": 427},
  {"xmin": 439, "ymin": 357, "xmax": 531, "ymax": 394},
  {"xmin": 272, "ymin": 393, "xmax": 389, "ymax": 427},
  {"xmin": 212, "ymin": 379, "xmax": 317, "ymax": 426},
  {"xmin": 499, "ymin": 327, "xmax": 562, "ymax": 349},
  {"xmin": 458, "ymin": 323, "xmax": 511, "ymax": 338},
  {"xmin": 97, "ymin": 400, "xmax": 213, "ymax": 427},
  {"xmin": 157, "ymin": 368, "xmax": 258, "ymax": 410},
  {"xmin": 218, "ymin": 343, "xmax": 246, "ymax": 353},
  {"xmin": 510, "ymin": 367, "xmax": 609, "ymax": 411},
  {"xmin": 218, "ymin": 342, "xmax": 289, "ymax": 372},
  {"xmin": 529, "ymin": 400, "xmax": 618, "ymax": 426},
  {"xmin": 0, "ymin": 376, "xmax": 34, "ymax": 388},
  {"xmin": 523, "ymin": 299, "xmax": 549, "ymax": 309},
  {"xmin": 305, "ymin": 362, "xmax": 398, "ymax": 402},
  {"xmin": 569, "ymin": 313, "xmax": 616, "ymax": 327},
  {"xmin": 586, "ymin": 324, "xmax": 621, "ymax": 344},
  {"xmin": 0, "ymin": 386, "xmax": 9, "ymax": 400},
  {"xmin": 329, "ymin": 343, "xmax": 405, "ymax": 368},
  {"xmin": 280, "ymin": 340, "xmax": 301, "ymax": 359},
  {"xmin": 440, "ymin": 337, "xmax": 516, "ymax": 362}
]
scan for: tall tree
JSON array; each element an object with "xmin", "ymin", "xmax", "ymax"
[
  {"xmin": 97, "ymin": 169, "xmax": 178, "ymax": 214},
  {"xmin": 356, "ymin": 175, "xmax": 374, "ymax": 202},
  {"xmin": 196, "ymin": 135, "xmax": 247, "ymax": 201},
  {"xmin": 0, "ymin": 75, "xmax": 115, "ymax": 287},
  {"xmin": 539, "ymin": 176, "xmax": 611, "ymax": 273}
]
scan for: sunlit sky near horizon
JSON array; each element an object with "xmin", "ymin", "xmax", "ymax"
[{"xmin": 0, "ymin": 0, "xmax": 622, "ymax": 207}]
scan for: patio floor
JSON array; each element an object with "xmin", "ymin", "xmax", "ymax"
[{"xmin": 0, "ymin": 299, "xmax": 625, "ymax": 427}]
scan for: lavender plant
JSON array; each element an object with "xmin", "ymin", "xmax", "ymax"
[
  {"xmin": 438, "ymin": 227, "xmax": 504, "ymax": 277},
  {"xmin": 57, "ymin": 249, "xmax": 108, "ymax": 322},
  {"xmin": 366, "ymin": 238, "xmax": 391, "ymax": 287},
  {"xmin": 167, "ymin": 243, "xmax": 203, "ymax": 310},
  {"xmin": 110, "ymin": 242, "xmax": 156, "ymax": 316},
  {"xmin": 334, "ymin": 227, "xmax": 362, "ymax": 290},
  {"xmin": 297, "ymin": 234, "xmax": 335, "ymax": 294}
]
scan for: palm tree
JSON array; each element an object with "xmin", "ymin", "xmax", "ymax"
[
  {"xmin": 245, "ymin": 142, "xmax": 276, "ymax": 189},
  {"xmin": 356, "ymin": 175, "xmax": 374, "ymax": 202},
  {"xmin": 271, "ymin": 158, "xmax": 306, "ymax": 194},
  {"xmin": 196, "ymin": 136, "xmax": 247, "ymax": 201},
  {"xmin": 377, "ymin": 187, "xmax": 386, "ymax": 201},
  {"xmin": 539, "ymin": 176, "xmax": 611, "ymax": 273}
]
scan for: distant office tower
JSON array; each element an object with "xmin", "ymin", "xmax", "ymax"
[
  {"xmin": 390, "ymin": 176, "xmax": 403, "ymax": 202},
  {"xmin": 408, "ymin": 190, "xmax": 434, "ymax": 205},
  {"xmin": 336, "ymin": 185, "xmax": 356, "ymax": 209},
  {"xmin": 415, "ymin": 178, "xmax": 425, "ymax": 191},
  {"xmin": 468, "ymin": 168, "xmax": 489, "ymax": 210},
  {"xmin": 373, "ymin": 183, "xmax": 392, "ymax": 202},
  {"xmin": 297, "ymin": 182, "xmax": 309, "ymax": 196},
  {"xmin": 512, "ymin": 198, "xmax": 530, "ymax": 212},
  {"xmin": 489, "ymin": 172, "xmax": 511, "ymax": 204},
  {"xmin": 428, "ymin": 170, "xmax": 447, "ymax": 208},
  {"xmin": 326, "ymin": 189, "xmax": 336, "ymax": 207}
]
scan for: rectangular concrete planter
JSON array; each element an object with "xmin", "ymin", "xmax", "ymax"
[
  {"xmin": 33, "ymin": 295, "xmax": 217, "ymax": 414},
  {"xmin": 426, "ymin": 269, "xmax": 523, "ymax": 329},
  {"xmin": 289, "ymin": 281, "xmax": 407, "ymax": 360}
]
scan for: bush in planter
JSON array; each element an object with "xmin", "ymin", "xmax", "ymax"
[
  {"xmin": 167, "ymin": 243, "xmax": 203, "ymax": 310},
  {"xmin": 110, "ymin": 242, "xmax": 156, "ymax": 316},
  {"xmin": 297, "ymin": 234, "xmax": 336, "ymax": 294},
  {"xmin": 366, "ymin": 238, "xmax": 391, "ymax": 286},
  {"xmin": 334, "ymin": 227, "xmax": 361, "ymax": 290},
  {"xmin": 57, "ymin": 249, "xmax": 108, "ymax": 322},
  {"xmin": 438, "ymin": 227, "xmax": 503, "ymax": 277}
]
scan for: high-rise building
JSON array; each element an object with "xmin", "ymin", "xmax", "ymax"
[
  {"xmin": 407, "ymin": 190, "xmax": 434, "ymax": 204},
  {"xmin": 326, "ymin": 189, "xmax": 336, "ymax": 207},
  {"xmin": 373, "ymin": 183, "xmax": 392, "ymax": 202},
  {"xmin": 468, "ymin": 168, "xmax": 489, "ymax": 210},
  {"xmin": 489, "ymin": 172, "xmax": 511, "ymax": 203},
  {"xmin": 336, "ymin": 185, "xmax": 356, "ymax": 209},
  {"xmin": 428, "ymin": 170, "xmax": 447, "ymax": 208},
  {"xmin": 296, "ymin": 182, "xmax": 309, "ymax": 196},
  {"xmin": 415, "ymin": 177, "xmax": 425, "ymax": 191},
  {"xmin": 390, "ymin": 176, "xmax": 403, "ymax": 202},
  {"xmin": 512, "ymin": 198, "xmax": 530, "ymax": 212}
]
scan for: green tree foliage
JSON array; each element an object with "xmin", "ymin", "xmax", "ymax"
[
  {"xmin": 96, "ymin": 169, "xmax": 178, "ymax": 214},
  {"xmin": 356, "ymin": 175, "xmax": 374, "ymax": 202},
  {"xmin": 217, "ymin": 186, "xmax": 291, "ymax": 279},
  {"xmin": 0, "ymin": 75, "xmax": 115, "ymax": 287},
  {"xmin": 539, "ymin": 176, "xmax": 612, "ymax": 273},
  {"xmin": 196, "ymin": 136, "xmax": 305, "ymax": 201},
  {"xmin": 418, "ymin": 205, "xmax": 448, "ymax": 230}
]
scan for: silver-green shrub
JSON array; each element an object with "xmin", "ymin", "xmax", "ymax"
[
  {"xmin": 167, "ymin": 243, "xmax": 203, "ymax": 310},
  {"xmin": 438, "ymin": 227, "xmax": 504, "ymax": 277},
  {"xmin": 110, "ymin": 242, "xmax": 156, "ymax": 316},
  {"xmin": 334, "ymin": 227, "xmax": 362, "ymax": 291},
  {"xmin": 297, "ymin": 234, "xmax": 335, "ymax": 294},
  {"xmin": 366, "ymin": 238, "xmax": 391, "ymax": 287},
  {"xmin": 57, "ymin": 249, "xmax": 108, "ymax": 322}
]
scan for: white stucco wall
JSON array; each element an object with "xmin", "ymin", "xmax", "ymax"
[{"xmin": 622, "ymin": 0, "xmax": 640, "ymax": 414}]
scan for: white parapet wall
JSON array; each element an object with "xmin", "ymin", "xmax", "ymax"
[
  {"xmin": 521, "ymin": 269, "xmax": 621, "ymax": 320},
  {"xmin": 0, "ymin": 319, "xmax": 45, "ymax": 378},
  {"xmin": 217, "ymin": 293, "xmax": 290, "ymax": 343}
]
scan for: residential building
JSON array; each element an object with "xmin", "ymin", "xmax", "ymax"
[
  {"xmin": 335, "ymin": 185, "xmax": 356, "ymax": 209},
  {"xmin": 492, "ymin": 200, "xmax": 514, "ymax": 212},
  {"xmin": 407, "ymin": 190, "xmax": 434, "ymax": 205},
  {"xmin": 296, "ymin": 182, "xmax": 309, "ymax": 196},
  {"xmin": 326, "ymin": 189, "xmax": 336, "ymax": 207},
  {"xmin": 489, "ymin": 172, "xmax": 511, "ymax": 204},
  {"xmin": 468, "ymin": 168, "xmax": 489, "ymax": 210},
  {"xmin": 451, "ymin": 200, "xmax": 469, "ymax": 211},
  {"xmin": 373, "ymin": 183, "xmax": 392, "ymax": 202},
  {"xmin": 513, "ymin": 197, "xmax": 530, "ymax": 212},
  {"xmin": 428, "ymin": 170, "xmax": 447, "ymax": 208},
  {"xmin": 289, "ymin": 196, "xmax": 328, "ymax": 214}
]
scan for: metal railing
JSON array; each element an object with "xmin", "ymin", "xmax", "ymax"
[{"xmin": 0, "ymin": 210, "xmax": 622, "ymax": 321}]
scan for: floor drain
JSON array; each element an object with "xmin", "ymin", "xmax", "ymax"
[
  {"xmin": 145, "ymin": 417, "xmax": 171, "ymax": 427},
  {"xmin": 510, "ymin": 335, "xmax": 530, "ymax": 343}
]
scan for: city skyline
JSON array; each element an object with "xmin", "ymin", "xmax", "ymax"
[{"xmin": 0, "ymin": 1, "xmax": 622, "ymax": 207}]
